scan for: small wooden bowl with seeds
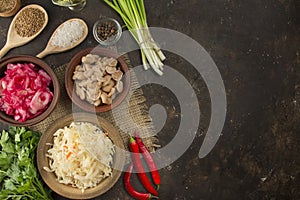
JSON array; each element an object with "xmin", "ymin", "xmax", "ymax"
[
  {"xmin": 93, "ymin": 18, "xmax": 122, "ymax": 46},
  {"xmin": 65, "ymin": 47, "xmax": 130, "ymax": 113},
  {"xmin": 0, "ymin": 0, "xmax": 21, "ymax": 17}
]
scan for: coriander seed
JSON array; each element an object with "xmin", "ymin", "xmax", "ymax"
[
  {"xmin": 0, "ymin": 0, "xmax": 16, "ymax": 13},
  {"xmin": 14, "ymin": 8, "xmax": 45, "ymax": 37}
]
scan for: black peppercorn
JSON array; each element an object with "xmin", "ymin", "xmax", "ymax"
[{"xmin": 97, "ymin": 21, "xmax": 118, "ymax": 41}]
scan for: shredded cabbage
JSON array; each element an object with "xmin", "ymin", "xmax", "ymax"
[{"xmin": 44, "ymin": 122, "xmax": 115, "ymax": 191}]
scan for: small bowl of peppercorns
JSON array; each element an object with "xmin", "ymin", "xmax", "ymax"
[{"xmin": 93, "ymin": 17, "xmax": 122, "ymax": 46}]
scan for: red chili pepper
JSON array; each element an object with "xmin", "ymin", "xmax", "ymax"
[
  {"xmin": 124, "ymin": 163, "xmax": 157, "ymax": 200},
  {"xmin": 134, "ymin": 131, "xmax": 161, "ymax": 187},
  {"xmin": 129, "ymin": 137, "xmax": 159, "ymax": 196}
]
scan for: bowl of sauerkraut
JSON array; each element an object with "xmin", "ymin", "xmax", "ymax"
[{"xmin": 37, "ymin": 113, "xmax": 126, "ymax": 199}]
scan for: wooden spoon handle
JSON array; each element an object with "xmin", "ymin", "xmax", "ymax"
[
  {"xmin": 0, "ymin": 44, "xmax": 12, "ymax": 59},
  {"xmin": 36, "ymin": 49, "xmax": 49, "ymax": 59}
]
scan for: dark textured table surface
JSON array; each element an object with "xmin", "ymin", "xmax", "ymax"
[{"xmin": 0, "ymin": 0, "xmax": 299, "ymax": 199}]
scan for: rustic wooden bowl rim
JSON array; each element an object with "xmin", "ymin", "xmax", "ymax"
[
  {"xmin": 65, "ymin": 47, "xmax": 130, "ymax": 113},
  {"xmin": 37, "ymin": 113, "xmax": 126, "ymax": 199},
  {"xmin": 0, "ymin": 55, "xmax": 60, "ymax": 126}
]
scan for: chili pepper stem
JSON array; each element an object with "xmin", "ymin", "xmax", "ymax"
[
  {"xmin": 156, "ymin": 184, "xmax": 160, "ymax": 191},
  {"xmin": 129, "ymin": 136, "xmax": 135, "ymax": 143}
]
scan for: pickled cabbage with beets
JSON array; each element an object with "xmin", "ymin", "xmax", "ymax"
[{"xmin": 0, "ymin": 62, "xmax": 53, "ymax": 122}]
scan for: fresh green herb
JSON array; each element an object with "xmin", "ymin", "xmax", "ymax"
[
  {"xmin": 0, "ymin": 126, "xmax": 52, "ymax": 200},
  {"xmin": 103, "ymin": 0, "xmax": 166, "ymax": 76}
]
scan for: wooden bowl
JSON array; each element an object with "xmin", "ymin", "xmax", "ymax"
[
  {"xmin": 0, "ymin": 0, "xmax": 21, "ymax": 17},
  {"xmin": 65, "ymin": 47, "xmax": 130, "ymax": 113},
  {"xmin": 37, "ymin": 113, "xmax": 126, "ymax": 199},
  {"xmin": 0, "ymin": 55, "xmax": 60, "ymax": 126}
]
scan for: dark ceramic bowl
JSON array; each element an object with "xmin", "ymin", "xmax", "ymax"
[
  {"xmin": 0, "ymin": 55, "xmax": 60, "ymax": 126},
  {"xmin": 65, "ymin": 47, "xmax": 130, "ymax": 113}
]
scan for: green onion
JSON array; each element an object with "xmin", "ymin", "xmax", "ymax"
[{"xmin": 104, "ymin": 0, "xmax": 166, "ymax": 75}]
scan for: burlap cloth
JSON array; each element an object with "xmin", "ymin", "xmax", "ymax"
[{"xmin": 29, "ymin": 55, "xmax": 158, "ymax": 160}]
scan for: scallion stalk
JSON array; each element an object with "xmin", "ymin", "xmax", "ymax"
[{"xmin": 104, "ymin": 0, "xmax": 166, "ymax": 75}]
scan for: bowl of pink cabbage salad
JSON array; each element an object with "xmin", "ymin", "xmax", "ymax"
[{"xmin": 0, "ymin": 55, "xmax": 60, "ymax": 126}]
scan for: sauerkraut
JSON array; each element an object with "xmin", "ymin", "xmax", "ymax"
[{"xmin": 44, "ymin": 122, "xmax": 115, "ymax": 190}]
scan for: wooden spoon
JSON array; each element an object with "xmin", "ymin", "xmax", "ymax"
[
  {"xmin": 36, "ymin": 18, "xmax": 88, "ymax": 58},
  {"xmin": 0, "ymin": 4, "xmax": 48, "ymax": 59}
]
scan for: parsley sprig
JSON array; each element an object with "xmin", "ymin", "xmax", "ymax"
[{"xmin": 0, "ymin": 126, "xmax": 52, "ymax": 200}]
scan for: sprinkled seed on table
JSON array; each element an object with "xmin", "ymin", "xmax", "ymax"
[{"xmin": 14, "ymin": 8, "xmax": 45, "ymax": 37}]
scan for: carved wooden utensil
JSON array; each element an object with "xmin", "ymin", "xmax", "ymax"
[
  {"xmin": 0, "ymin": 4, "xmax": 48, "ymax": 59},
  {"xmin": 36, "ymin": 18, "xmax": 88, "ymax": 59}
]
